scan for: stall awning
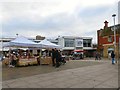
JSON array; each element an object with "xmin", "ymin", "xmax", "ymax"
[{"xmin": 74, "ymin": 50, "xmax": 84, "ymax": 52}]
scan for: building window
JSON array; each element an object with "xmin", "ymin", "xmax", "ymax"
[
  {"xmin": 83, "ymin": 39, "xmax": 91, "ymax": 47},
  {"xmin": 64, "ymin": 39, "xmax": 74, "ymax": 47},
  {"xmin": 3, "ymin": 40, "xmax": 10, "ymax": 42},
  {"xmin": 108, "ymin": 36, "xmax": 112, "ymax": 42}
]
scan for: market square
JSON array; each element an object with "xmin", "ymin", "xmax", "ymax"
[{"xmin": 0, "ymin": 0, "xmax": 120, "ymax": 89}]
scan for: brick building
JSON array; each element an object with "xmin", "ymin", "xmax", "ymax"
[{"xmin": 97, "ymin": 21, "xmax": 120, "ymax": 58}]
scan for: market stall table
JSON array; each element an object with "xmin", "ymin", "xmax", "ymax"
[{"xmin": 40, "ymin": 57, "xmax": 52, "ymax": 65}]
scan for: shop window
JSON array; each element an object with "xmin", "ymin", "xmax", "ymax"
[
  {"xmin": 83, "ymin": 39, "xmax": 91, "ymax": 47},
  {"xmin": 64, "ymin": 39, "xmax": 74, "ymax": 47}
]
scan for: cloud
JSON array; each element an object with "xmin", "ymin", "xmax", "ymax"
[
  {"xmin": 118, "ymin": 1, "xmax": 120, "ymax": 24},
  {"xmin": 1, "ymin": 0, "xmax": 119, "ymax": 44},
  {"xmin": 2, "ymin": 12, "xmax": 75, "ymax": 31},
  {"xmin": 78, "ymin": 6, "xmax": 110, "ymax": 17},
  {"xmin": 1, "ymin": 0, "xmax": 117, "ymax": 21}
]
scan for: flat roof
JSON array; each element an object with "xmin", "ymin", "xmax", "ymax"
[{"xmin": 61, "ymin": 36, "xmax": 92, "ymax": 39}]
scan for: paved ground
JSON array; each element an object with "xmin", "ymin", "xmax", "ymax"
[
  {"xmin": 2, "ymin": 59, "xmax": 104, "ymax": 81},
  {"xmin": 2, "ymin": 59, "xmax": 119, "ymax": 88}
]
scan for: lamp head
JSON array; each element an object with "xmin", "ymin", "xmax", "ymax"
[{"xmin": 112, "ymin": 14, "xmax": 116, "ymax": 17}]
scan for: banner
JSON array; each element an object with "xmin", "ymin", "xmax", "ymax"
[{"xmin": 75, "ymin": 39, "xmax": 83, "ymax": 47}]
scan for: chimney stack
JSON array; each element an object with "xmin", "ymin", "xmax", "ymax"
[{"xmin": 104, "ymin": 20, "xmax": 109, "ymax": 28}]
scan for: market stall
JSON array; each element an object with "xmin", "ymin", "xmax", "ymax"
[
  {"xmin": 3, "ymin": 36, "xmax": 41, "ymax": 66},
  {"xmin": 3, "ymin": 37, "xmax": 62, "ymax": 66},
  {"xmin": 37, "ymin": 39, "xmax": 61, "ymax": 65}
]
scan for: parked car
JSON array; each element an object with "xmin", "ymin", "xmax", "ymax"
[{"xmin": 72, "ymin": 52, "xmax": 84, "ymax": 60}]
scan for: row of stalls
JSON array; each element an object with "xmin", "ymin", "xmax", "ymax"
[{"xmin": 3, "ymin": 36, "xmax": 61, "ymax": 66}]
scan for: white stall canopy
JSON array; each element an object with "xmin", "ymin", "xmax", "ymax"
[
  {"xmin": 3, "ymin": 36, "xmax": 41, "ymax": 48},
  {"xmin": 38, "ymin": 39, "xmax": 61, "ymax": 49}
]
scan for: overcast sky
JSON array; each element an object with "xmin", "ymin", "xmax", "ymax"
[{"xmin": 0, "ymin": 0, "xmax": 119, "ymax": 43}]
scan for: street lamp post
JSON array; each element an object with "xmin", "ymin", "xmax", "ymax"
[{"xmin": 112, "ymin": 14, "xmax": 117, "ymax": 62}]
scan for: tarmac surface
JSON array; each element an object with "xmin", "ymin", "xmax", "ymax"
[{"xmin": 1, "ymin": 58, "xmax": 119, "ymax": 89}]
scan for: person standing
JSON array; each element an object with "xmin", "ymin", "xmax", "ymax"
[
  {"xmin": 9, "ymin": 53, "xmax": 18, "ymax": 67},
  {"xmin": 95, "ymin": 52, "xmax": 98, "ymax": 60},
  {"xmin": 9, "ymin": 53, "xmax": 14, "ymax": 67},
  {"xmin": 36, "ymin": 53, "xmax": 40, "ymax": 65},
  {"xmin": 108, "ymin": 52, "xmax": 111, "ymax": 60},
  {"xmin": 43, "ymin": 51, "xmax": 46, "ymax": 58},
  {"xmin": 111, "ymin": 51, "xmax": 115, "ymax": 64},
  {"xmin": 51, "ymin": 49, "xmax": 56, "ymax": 66},
  {"xmin": 98, "ymin": 52, "xmax": 101, "ymax": 60},
  {"xmin": 55, "ymin": 50, "xmax": 60, "ymax": 68}
]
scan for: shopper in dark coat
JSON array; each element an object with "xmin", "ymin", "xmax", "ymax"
[
  {"xmin": 95, "ymin": 52, "xmax": 99, "ymax": 60},
  {"xmin": 111, "ymin": 51, "xmax": 115, "ymax": 64},
  {"xmin": 55, "ymin": 50, "xmax": 61, "ymax": 68},
  {"xmin": 51, "ymin": 49, "xmax": 56, "ymax": 66}
]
